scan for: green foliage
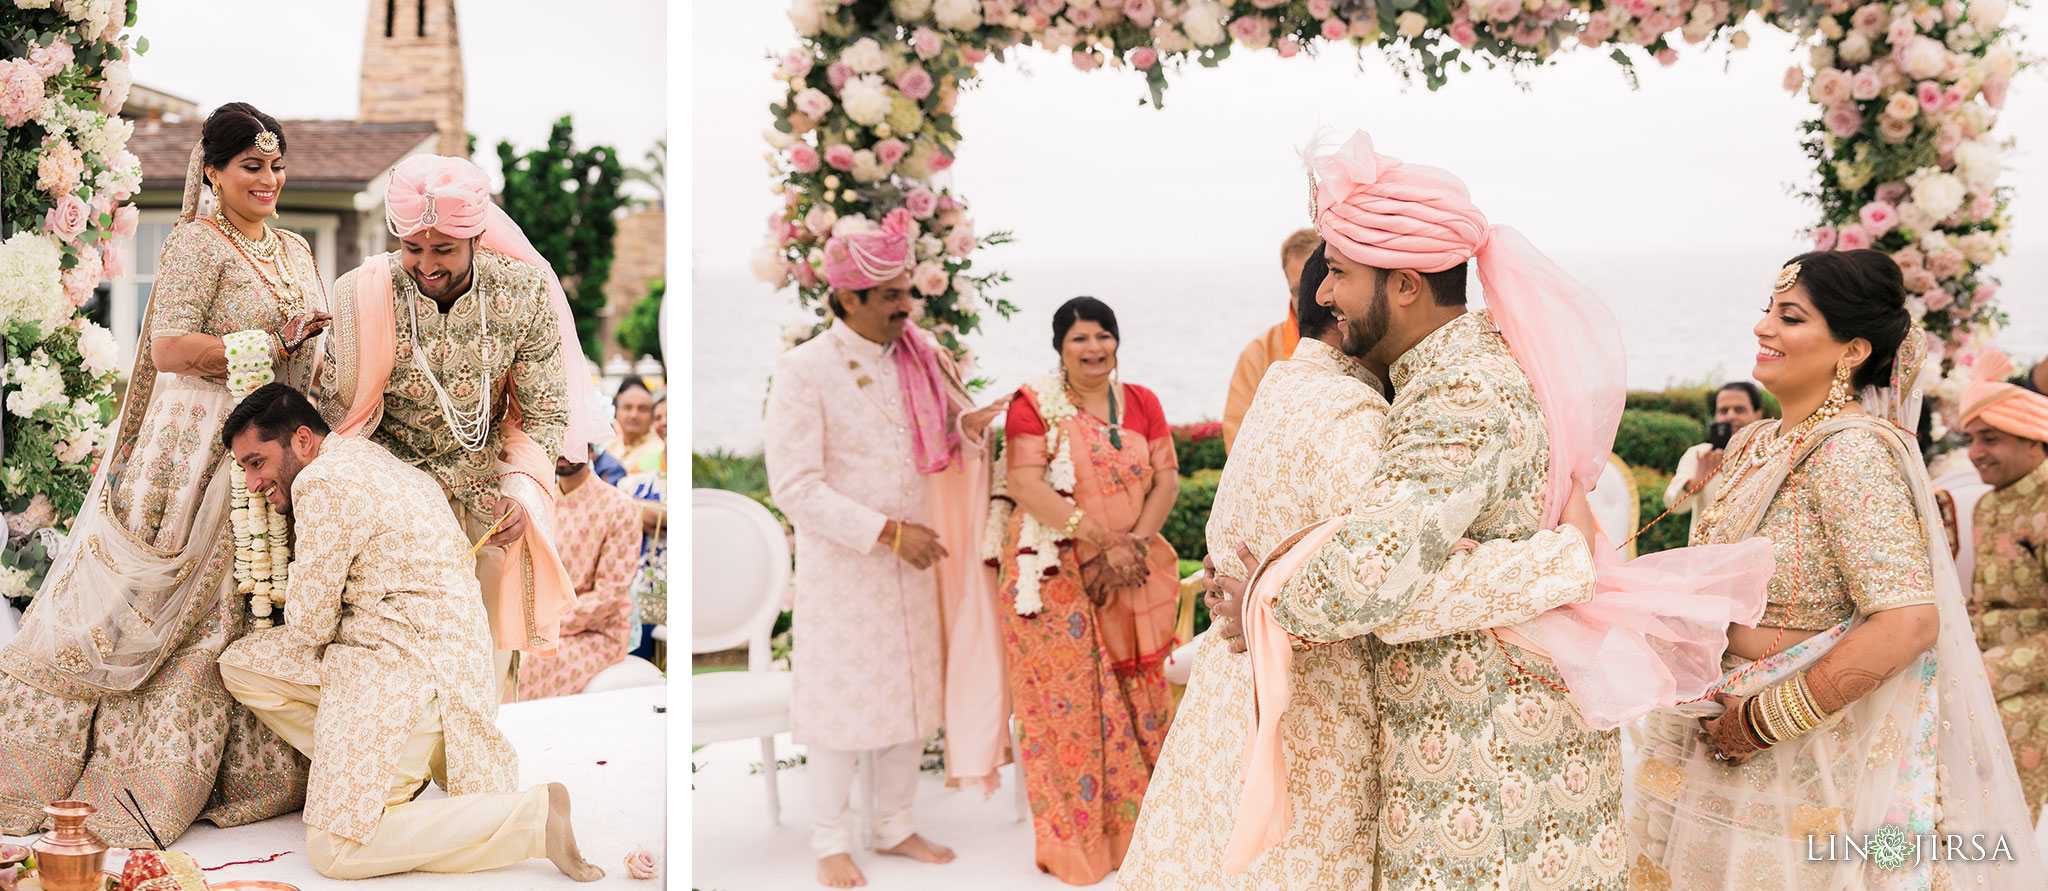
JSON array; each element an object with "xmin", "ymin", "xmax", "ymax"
[
  {"xmin": 1171, "ymin": 421, "xmax": 1227, "ymax": 473},
  {"xmin": 625, "ymin": 139, "xmax": 666, "ymax": 209},
  {"xmin": 1626, "ymin": 385, "xmax": 1780, "ymax": 425},
  {"xmin": 1613, "ymin": 410, "xmax": 1703, "ymax": 473},
  {"xmin": 1627, "ymin": 464, "xmax": 1690, "ymax": 556},
  {"xmin": 617, "ymin": 278, "xmax": 664, "ymax": 363},
  {"xmin": 690, "ymin": 450, "xmax": 776, "ymax": 520},
  {"xmin": 1161, "ymin": 469, "xmax": 1222, "ymax": 564},
  {"xmin": 495, "ymin": 116, "xmax": 627, "ymax": 359}
]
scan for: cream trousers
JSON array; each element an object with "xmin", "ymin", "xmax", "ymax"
[
  {"xmin": 447, "ymin": 494, "xmax": 519, "ymax": 697},
  {"xmin": 219, "ymin": 663, "xmax": 548, "ymax": 880},
  {"xmin": 810, "ymin": 740, "xmax": 922, "ymax": 857}
]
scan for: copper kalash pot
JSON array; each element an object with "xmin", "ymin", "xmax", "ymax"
[{"xmin": 30, "ymin": 800, "xmax": 107, "ymax": 891}]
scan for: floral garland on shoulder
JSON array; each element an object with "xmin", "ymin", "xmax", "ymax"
[{"xmin": 981, "ymin": 369, "xmax": 1079, "ymax": 618}]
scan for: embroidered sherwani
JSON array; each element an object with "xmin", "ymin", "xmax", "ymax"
[
  {"xmin": 1118, "ymin": 337, "xmax": 1599, "ymax": 890},
  {"xmin": 514, "ymin": 475, "xmax": 641, "ymax": 700},
  {"xmin": 1972, "ymin": 459, "xmax": 2048, "ymax": 819},
  {"xmin": 1272, "ymin": 312, "xmax": 1627, "ymax": 891}
]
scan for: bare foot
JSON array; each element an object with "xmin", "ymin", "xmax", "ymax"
[
  {"xmin": 543, "ymin": 782, "xmax": 606, "ymax": 882},
  {"xmin": 817, "ymin": 853, "xmax": 866, "ymax": 887},
  {"xmin": 879, "ymin": 833, "xmax": 956, "ymax": 864}
]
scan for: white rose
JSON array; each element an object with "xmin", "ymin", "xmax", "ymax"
[
  {"xmin": 1900, "ymin": 36, "xmax": 1947, "ymax": 79},
  {"xmin": 1897, "ymin": 201, "xmax": 1938, "ymax": 232},
  {"xmin": 1969, "ymin": 0, "xmax": 2006, "ymax": 28},
  {"xmin": 891, "ymin": 0, "xmax": 934, "ymax": 20},
  {"xmin": 850, "ymin": 149, "xmax": 888, "ymax": 183},
  {"xmin": 934, "ymin": 0, "xmax": 982, "ymax": 30},
  {"xmin": 54, "ymin": 433, "xmax": 93, "ymax": 465},
  {"xmin": 1985, "ymin": 44, "xmax": 2017, "ymax": 79},
  {"xmin": 1954, "ymin": 139, "xmax": 2000, "ymax": 191},
  {"xmin": 842, "ymin": 38, "xmax": 889, "ymax": 74},
  {"xmin": 1945, "ymin": 24, "xmax": 1977, "ymax": 51},
  {"xmin": 1395, "ymin": 11, "xmax": 1428, "ymax": 36},
  {"xmin": 839, "ymin": 75, "xmax": 894, "ymax": 126},
  {"xmin": 0, "ymin": 231, "xmax": 68, "ymax": 338},
  {"xmin": 764, "ymin": 128, "xmax": 795, "ymax": 150},
  {"xmin": 1182, "ymin": 3, "xmax": 1228, "ymax": 46},
  {"xmin": 1810, "ymin": 45, "xmax": 1836, "ymax": 71},
  {"xmin": 789, "ymin": 0, "xmax": 825, "ymax": 36},
  {"xmin": 830, "ymin": 213, "xmax": 877, "ymax": 236},
  {"xmin": 77, "ymin": 320, "xmax": 117, "ymax": 376},
  {"xmin": 952, "ymin": 274, "xmax": 979, "ymax": 300},
  {"xmin": 751, "ymin": 245, "xmax": 789, "ymax": 284},
  {"xmin": 1838, "ymin": 32, "xmax": 1872, "ymax": 63},
  {"xmin": 1957, "ymin": 231, "xmax": 1998, "ymax": 264},
  {"xmin": 1909, "ymin": 168, "xmax": 1967, "ymax": 219},
  {"xmin": 917, "ymin": 234, "xmax": 944, "ymax": 260}
]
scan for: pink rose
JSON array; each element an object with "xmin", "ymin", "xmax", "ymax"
[
  {"xmin": 1130, "ymin": 46, "xmax": 1159, "ymax": 67},
  {"xmin": 1071, "ymin": 50, "xmax": 1099, "ymax": 70},
  {"xmin": 1028, "ymin": 0, "xmax": 1066, "ymax": 14},
  {"xmin": 793, "ymin": 88, "xmax": 833, "ymax": 119},
  {"xmin": 1877, "ymin": 114, "xmax": 1914, "ymax": 143},
  {"xmin": 912, "ymin": 260, "xmax": 951, "ymax": 296},
  {"xmin": 1655, "ymin": 48, "xmax": 1679, "ymax": 66},
  {"xmin": 1450, "ymin": 21, "xmax": 1479, "ymax": 46},
  {"xmin": 1308, "ymin": 0, "xmax": 1334, "ymax": 17},
  {"xmin": 1814, "ymin": 224, "xmax": 1839, "ymax": 251},
  {"xmin": 1982, "ymin": 77, "xmax": 2009, "ymax": 108},
  {"xmin": 0, "ymin": 60, "xmax": 46, "ymax": 128},
  {"xmin": 1969, "ymin": 191, "xmax": 1996, "ymax": 221},
  {"xmin": 1068, "ymin": 6, "xmax": 1102, "ymax": 27},
  {"xmin": 1923, "ymin": 289, "xmax": 1954, "ymax": 311},
  {"xmin": 824, "ymin": 144, "xmax": 856, "ymax": 171},
  {"xmin": 944, "ymin": 224, "xmax": 977, "ymax": 257},
  {"xmin": 1916, "ymin": 79, "xmax": 1942, "ymax": 110},
  {"xmin": 1858, "ymin": 201, "xmax": 1898, "ymax": 235},
  {"xmin": 1811, "ymin": 68, "xmax": 1852, "ymax": 105},
  {"xmin": 1494, "ymin": 0, "xmax": 1526, "ymax": 21},
  {"xmin": 1783, "ymin": 66, "xmax": 1804, "ymax": 93},
  {"xmin": 1975, "ymin": 282, "xmax": 1998, "ymax": 304},
  {"xmin": 1935, "ymin": 121, "xmax": 1962, "ymax": 154},
  {"xmin": 1836, "ymin": 222, "xmax": 1873, "ymax": 251},
  {"xmin": 27, "ymin": 40, "xmax": 73, "ymax": 78},
  {"xmin": 1875, "ymin": 182, "xmax": 1908, "ymax": 205},
  {"xmin": 1852, "ymin": 4, "xmax": 1886, "ymax": 34},
  {"xmin": 805, "ymin": 204, "xmax": 838, "ymax": 236},
  {"xmin": 1822, "ymin": 103, "xmax": 1863, "ymax": 138},
  {"xmin": 792, "ymin": 260, "xmax": 820, "ymax": 288},
  {"xmin": 896, "ymin": 66, "xmax": 935, "ymax": 99},
  {"xmin": 1893, "ymin": 245, "xmax": 1925, "ymax": 269},
  {"xmin": 912, "ymin": 28, "xmax": 945, "ymax": 60},
  {"xmin": 904, "ymin": 187, "xmax": 939, "ymax": 219},
  {"xmin": 1850, "ymin": 68, "xmax": 1882, "ymax": 101},
  {"xmin": 1583, "ymin": 12, "xmax": 1615, "ymax": 41},
  {"xmin": 1929, "ymin": 248, "xmax": 1965, "ymax": 279},
  {"xmin": 874, "ymin": 137, "xmax": 909, "ymax": 166},
  {"xmin": 1886, "ymin": 17, "xmax": 1915, "ymax": 47},
  {"xmin": 1942, "ymin": 84, "xmax": 1965, "ymax": 110},
  {"xmin": 782, "ymin": 49, "xmax": 815, "ymax": 79},
  {"xmin": 1904, "ymin": 267, "xmax": 1940, "ymax": 294},
  {"xmin": 1638, "ymin": 12, "xmax": 1671, "ymax": 34},
  {"xmin": 44, "ymin": 193, "xmax": 90, "ymax": 244},
  {"xmin": 1125, "ymin": 0, "xmax": 1158, "ymax": 24},
  {"xmin": 1321, "ymin": 18, "xmax": 1348, "ymax": 40},
  {"xmin": 1230, "ymin": 16, "xmax": 1273, "ymax": 48},
  {"xmin": 1277, "ymin": 35, "xmax": 1301, "ymax": 57},
  {"xmin": 101, "ymin": 240, "xmax": 124, "ymax": 279},
  {"xmin": 928, "ymin": 147, "xmax": 955, "ymax": 172},
  {"xmin": 961, "ymin": 47, "xmax": 989, "ymax": 64},
  {"xmin": 624, "ymin": 848, "xmax": 659, "ymax": 881},
  {"xmin": 96, "ymin": 58, "xmax": 130, "ymax": 114},
  {"xmin": 790, "ymin": 143, "xmax": 821, "ymax": 172},
  {"xmin": 827, "ymin": 61, "xmax": 854, "ymax": 91}
]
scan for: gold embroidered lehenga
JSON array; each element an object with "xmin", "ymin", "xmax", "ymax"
[
  {"xmin": 0, "ymin": 157, "xmax": 322, "ymax": 845},
  {"xmin": 1625, "ymin": 333, "xmax": 2046, "ymax": 890}
]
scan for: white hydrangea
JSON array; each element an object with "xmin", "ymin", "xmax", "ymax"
[
  {"xmin": 841, "ymin": 38, "xmax": 889, "ymax": 74},
  {"xmin": 75, "ymin": 113, "xmax": 131, "ymax": 162},
  {"xmin": 0, "ymin": 232, "xmax": 68, "ymax": 338},
  {"xmin": 1954, "ymin": 139, "xmax": 2001, "ymax": 192},
  {"xmin": 839, "ymin": 75, "xmax": 893, "ymax": 126},
  {"xmin": 850, "ymin": 149, "xmax": 888, "ymax": 183},
  {"xmin": 60, "ymin": 0, "xmax": 116, "ymax": 39},
  {"xmin": 934, "ymin": 0, "xmax": 982, "ymax": 31},
  {"xmin": 917, "ymin": 235, "xmax": 943, "ymax": 260},
  {"xmin": 1956, "ymin": 231, "xmax": 1999, "ymax": 264},
  {"xmin": 1907, "ymin": 168, "xmax": 1967, "ymax": 220},
  {"xmin": 0, "ymin": 566, "xmax": 35, "ymax": 603},
  {"xmin": 94, "ymin": 149, "xmax": 141, "ymax": 199},
  {"xmin": 76, "ymin": 319, "xmax": 118, "ymax": 376},
  {"xmin": 5, "ymin": 355, "xmax": 67, "ymax": 419}
]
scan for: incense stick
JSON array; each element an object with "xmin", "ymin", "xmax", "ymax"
[{"xmin": 117, "ymin": 788, "xmax": 165, "ymax": 851}]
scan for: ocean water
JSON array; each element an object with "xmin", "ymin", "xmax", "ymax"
[{"xmin": 690, "ymin": 246, "xmax": 2048, "ymax": 455}]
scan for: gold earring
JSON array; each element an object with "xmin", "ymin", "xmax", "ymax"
[{"xmin": 1826, "ymin": 360, "xmax": 1853, "ymax": 409}]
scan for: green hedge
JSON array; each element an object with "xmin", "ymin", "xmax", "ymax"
[
  {"xmin": 1627, "ymin": 385, "xmax": 1780, "ymax": 425},
  {"xmin": 1172, "ymin": 421, "xmax": 1227, "ymax": 473},
  {"xmin": 1613, "ymin": 410, "xmax": 1702, "ymax": 473},
  {"xmin": 1627, "ymin": 464, "xmax": 1691, "ymax": 556},
  {"xmin": 1161, "ymin": 469, "xmax": 1223, "ymax": 564}
]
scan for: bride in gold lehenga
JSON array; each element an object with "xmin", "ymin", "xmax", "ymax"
[
  {"xmin": 0, "ymin": 103, "xmax": 330, "ymax": 845},
  {"xmin": 1626, "ymin": 249, "xmax": 2046, "ymax": 889}
]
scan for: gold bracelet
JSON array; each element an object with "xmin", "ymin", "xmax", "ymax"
[
  {"xmin": 1061, "ymin": 508, "xmax": 1086, "ymax": 538},
  {"xmin": 1789, "ymin": 671, "xmax": 1830, "ymax": 731},
  {"xmin": 889, "ymin": 521, "xmax": 902, "ymax": 555},
  {"xmin": 1755, "ymin": 685, "xmax": 1790, "ymax": 744}
]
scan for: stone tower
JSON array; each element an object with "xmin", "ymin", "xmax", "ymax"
[{"xmin": 358, "ymin": 0, "xmax": 466, "ymax": 157}]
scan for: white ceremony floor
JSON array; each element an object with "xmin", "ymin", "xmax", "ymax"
[
  {"xmin": 691, "ymin": 733, "xmax": 1077, "ymax": 891},
  {"xmin": 3, "ymin": 685, "xmax": 668, "ymax": 890}
]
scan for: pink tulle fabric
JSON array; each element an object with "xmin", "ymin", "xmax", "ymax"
[{"xmin": 382, "ymin": 155, "xmax": 606, "ymax": 461}]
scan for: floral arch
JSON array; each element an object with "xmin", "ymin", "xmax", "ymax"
[{"xmin": 760, "ymin": 0, "xmax": 2018, "ymax": 406}]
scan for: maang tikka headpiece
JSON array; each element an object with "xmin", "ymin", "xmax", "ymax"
[
  {"xmin": 1773, "ymin": 261, "xmax": 1802, "ymax": 294},
  {"xmin": 253, "ymin": 128, "xmax": 279, "ymax": 156}
]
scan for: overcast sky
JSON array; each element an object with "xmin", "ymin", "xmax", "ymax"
[
  {"xmin": 693, "ymin": 3, "xmax": 2048, "ymax": 271},
  {"xmin": 130, "ymin": 0, "xmax": 667, "ymax": 192}
]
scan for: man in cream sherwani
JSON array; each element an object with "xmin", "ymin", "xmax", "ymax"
[{"xmin": 216, "ymin": 384, "xmax": 603, "ymax": 882}]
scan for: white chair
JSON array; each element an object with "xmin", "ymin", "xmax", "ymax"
[
  {"xmin": 690, "ymin": 489, "xmax": 794, "ymax": 826},
  {"xmin": 581, "ymin": 655, "xmax": 666, "ymax": 694}
]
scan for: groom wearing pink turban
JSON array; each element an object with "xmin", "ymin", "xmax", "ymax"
[
  {"xmin": 311, "ymin": 154, "xmax": 606, "ymax": 699},
  {"xmin": 1208, "ymin": 132, "xmax": 1769, "ymax": 885},
  {"xmin": 767, "ymin": 207, "xmax": 1010, "ymax": 885}
]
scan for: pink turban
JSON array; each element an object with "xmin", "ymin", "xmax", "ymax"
[
  {"xmin": 821, "ymin": 208, "xmax": 915, "ymax": 291},
  {"xmin": 1314, "ymin": 132, "xmax": 1492, "ymax": 273},
  {"xmin": 385, "ymin": 154, "xmax": 494, "ymax": 238},
  {"xmin": 1960, "ymin": 353, "xmax": 2048, "ymax": 443}
]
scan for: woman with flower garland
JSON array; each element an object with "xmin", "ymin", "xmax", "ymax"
[
  {"xmin": 996, "ymin": 296, "xmax": 1180, "ymax": 885},
  {"xmin": 0, "ymin": 103, "xmax": 326, "ymax": 845},
  {"xmin": 1625, "ymin": 250, "xmax": 2045, "ymax": 888}
]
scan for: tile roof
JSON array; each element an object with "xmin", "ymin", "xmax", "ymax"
[{"xmin": 131, "ymin": 118, "xmax": 439, "ymax": 192}]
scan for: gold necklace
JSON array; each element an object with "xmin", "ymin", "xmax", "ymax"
[
  {"xmin": 214, "ymin": 218, "xmax": 308, "ymax": 317},
  {"xmin": 218, "ymin": 213, "xmax": 282, "ymax": 263}
]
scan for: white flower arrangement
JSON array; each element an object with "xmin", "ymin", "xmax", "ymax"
[
  {"xmin": 4, "ymin": 353, "xmax": 66, "ymax": 418},
  {"xmin": 222, "ymin": 330, "xmax": 290, "ymax": 629},
  {"xmin": 0, "ymin": 231, "xmax": 67, "ymax": 338}
]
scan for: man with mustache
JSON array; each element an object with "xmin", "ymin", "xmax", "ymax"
[
  {"xmin": 1957, "ymin": 359, "xmax": 2048, "ymax": 820},
  {"xmin": 763, "ymin": 209, "xmax": 1006, "ymax": 888},
  {"xmin": 1115, "ymin": 244, "xmax": 1602, "ymax": 890}
]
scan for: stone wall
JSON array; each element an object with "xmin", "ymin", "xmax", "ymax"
[
  {"xmin": 358, "ymin": 0, "xmax": 467, "ymax": 157},
  {"xmin": 597, "ymin": 208, "xmax": 666, "ymax": 362}
]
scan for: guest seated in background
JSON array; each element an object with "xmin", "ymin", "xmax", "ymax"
[
  {"xmin": 1664, "ymin": 381, "xmax": 1765, "ymax": 537},
  {"xmin": 609, "ymin": 378, "xmax": 664, "ymax": 476},
  {"xmin": 514, "ymin": 445, "xmax": 644, "ymax": 701}
]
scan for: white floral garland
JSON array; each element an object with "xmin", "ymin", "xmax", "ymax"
[
  {"xmin": 1002, "ymin": 371, "xmax": 1079, "ymax": 617},
  {"xmin": 222, "ymin": 330, "xmax": 288, "ymax": 629}
]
